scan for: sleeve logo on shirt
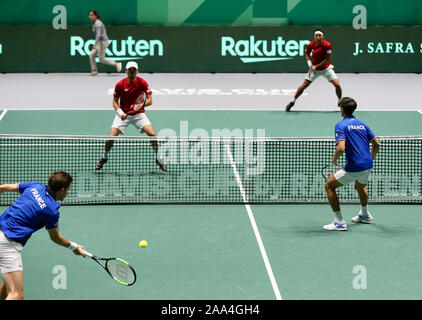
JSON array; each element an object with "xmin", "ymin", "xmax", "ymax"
[{"xmin": 348, "ymin": 125, "xmax": 365, "ymax": 131}]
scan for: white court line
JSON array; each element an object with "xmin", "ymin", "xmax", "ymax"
[
  {"xmin": 0, "ymin": 109, "xmax": 8, "ymax": 121},
  {"xmin": 3, "ymin": 106, "xmax": 422, "ymax": 111},
  {"xmin": 225, "ymin": 144, "xmax": 282, "ymax": 300},
  {"xmin": 3, "ymin": 107, "xmax": 112, "ymax": 111}
]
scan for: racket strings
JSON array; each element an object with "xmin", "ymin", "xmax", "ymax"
[{"xmin": 106, "ymin": 259, "xmax": 136, "ymax": 285}]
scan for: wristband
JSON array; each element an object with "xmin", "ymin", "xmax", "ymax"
[
  {"xmin": 307, "ymin": 60, "xmax": 312, "ymax": 67},
  {"xmin": 68, "ymin": 241, "xmax": 78, "ymax": 251},
  {"xmin": 117, "ymin": 109, "xmax": 125, "ymax": 117}
]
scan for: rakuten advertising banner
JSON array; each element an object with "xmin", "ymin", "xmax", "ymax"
[{"xmin": 0, "ymin": 26, "xmax": 421, "ymax": 72}]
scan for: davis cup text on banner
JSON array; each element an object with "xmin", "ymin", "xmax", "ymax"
[
  {"xmin": 70, "ymin": 36, "xmax": 164, "ymax": 61},
  {"xmin": 221, "ymin": 35, "xmax": 310, "ymax": 63}
]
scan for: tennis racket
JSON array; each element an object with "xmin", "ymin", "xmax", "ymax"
[
  {"xmin": 127, "ymin": 92, "xmax": 146, "ymax": 115},
  {"xmin": 321, "ymin": 164, "xmax": 344, "ymax": 182},
  {"xmin": 83, "ymin": 250, "xmax": 137, "ymax": 286}
]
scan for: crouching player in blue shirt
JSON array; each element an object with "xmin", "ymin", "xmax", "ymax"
[
  {"xmin": 0, "ymin": 171, "xmax": 86, "ymax": 299},
  {"xmin": 324, "ymin": 97, "xmax": 381, "ymax": 231}
]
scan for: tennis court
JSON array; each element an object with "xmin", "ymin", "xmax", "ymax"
[
  {"xmin": 3, "ymin": 0, "xmax": 422, "ymax": 306},
  {"xmin": 1, "ymin": 103, "xmax": 422, "ymax": 300}
]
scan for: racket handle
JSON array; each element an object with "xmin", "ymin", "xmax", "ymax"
[{"xmin": 82, "ymin": 250, "xmax": 93, "ymax": 258}]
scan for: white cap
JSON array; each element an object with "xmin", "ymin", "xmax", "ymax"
[{"xmin": 125, "ymin": 61, "xmax": 138, "ymax": 70}]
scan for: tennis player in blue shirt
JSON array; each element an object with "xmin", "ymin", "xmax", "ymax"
[
  {"xmin": 323, "ymin": 97, "xmax": 381, "ymax": 231},
  {"xmin": 0, "ymin": 171, "xmax": 86, "ymax": 300}
]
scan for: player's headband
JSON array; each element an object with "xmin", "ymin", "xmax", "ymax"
[{"xmin": 314, "ymin": 30, "xmax": 324, "ymax": 36}]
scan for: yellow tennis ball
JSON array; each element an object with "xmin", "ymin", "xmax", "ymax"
[{"xmin": 139, "ymin": 240, "xmax": 148, "ymax": 248}]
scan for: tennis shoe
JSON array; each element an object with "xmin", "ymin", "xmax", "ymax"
[
  {"xmin": 89, "ymin": 70, "xmax": 98, "ymax": 76},
  {"xmin": 156, "ymin": 158, "xmax": 168, "ymax": 172},
  {"xmin": 285, "ymin": 101, "xmax": 295, "ymax": 111},
  {"xmin": 95, "ymin": 157, "xmax": 108, "ymax": 170},
  {"xmin": 323, "ymin": 220, "xmax": 347, "ymax": 231},
  {"xmin": 352, "ymin": 212, "xmax": 373, "ymax": 223}
]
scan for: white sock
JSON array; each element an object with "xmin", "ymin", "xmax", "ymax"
[
  {"xmin": 361, "ymin": 206, "xmax": 368, "ymax": 216},
  {"xmin": 334, "ymin": 211, "xmax": 344, "ymax": 223}
]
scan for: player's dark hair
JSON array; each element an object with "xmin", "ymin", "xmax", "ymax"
[
  {"xmin": 48, "ymin": 171, "xmax": 73, "ymax": 192},
  {"xmin": 340, "ymin": 97, "xmax": 357, "ymax": 116},
  {"xmin": 89, "ymin": 10, "xmax": 101, "ymax": 21},
  {"xmin": 314, "ymin": 28, "xmax": 324, "ymax": 35}
]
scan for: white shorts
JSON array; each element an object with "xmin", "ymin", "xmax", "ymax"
[
  {"xmin": 306, "ymin": 64, "xmax": 338, "ymax": 82},
  {"xmin": 334, "ymin": 168, "xmax": 372, "ymax": 186},
  {"xmin": 0, "ymin": 230, "xmax": 23, "ymax": 274},
  {"xmin": 111, "ymin": 113, "xmax": 152, "ymax": 134}
]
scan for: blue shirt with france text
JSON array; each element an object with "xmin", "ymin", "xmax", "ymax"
[
  {"xmin": 0, "ymin": 182, "xmax": 60, "ymax": 246},
  {"xmin": 335, "ymin": 117, "xmax": 376, "ymax": 172}
]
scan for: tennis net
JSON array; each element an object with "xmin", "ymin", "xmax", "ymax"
[{"xmin": 0, "ymin": 135, "xmax": 421, "ymax": 205}]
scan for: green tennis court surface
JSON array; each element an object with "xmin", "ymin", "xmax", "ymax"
[
  {"xmin": 1, "ymin": 110, "xmax": 422, "ymax": 136},
  {"xmin": 1, "ymin": 109, "xmax": 422, "ymax": 300}
]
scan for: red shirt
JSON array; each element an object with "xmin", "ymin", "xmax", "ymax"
[
  {"xmin": 306, "ymin": 40, "xmax": 332, "ymax": 70},
  {"xmin": 113, "ymin": 77, "xmax": 152, "ymax": 114}
]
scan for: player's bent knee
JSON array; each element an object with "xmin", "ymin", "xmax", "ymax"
[
  {"xmin": 325, "ymin": 178, "xmax": 342, "ymax": 192},
  {"xmin": 331, "ymin": 80, "xmax": 341, "ymax": 87},
  {"xmin": 302, "ymin": 82, "xmax": 311, "ymax": 90},
  {"xmin": 144, "ymin": 130, "xmax": 156, "ymax": 137},
  {"xmin": 142, "ymin": 126, "xmax": 156, "ymax": 137},
  {"xmin": 110, "ymin": 128, "xmax": 121, "ymax": 136},
  {"xmin": 324, "ymin": 182, "xmax": 333, "ymax": 192},
  {"xmin": 354, "ymin": 181, "xmax": 366, "ymax": 190}
]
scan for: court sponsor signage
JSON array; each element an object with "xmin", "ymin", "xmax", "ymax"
[
  {"xmin": 70, "ymin": 36, "xmax": 164, "ymax": 62},
  {"xmin": 0, "ymin": 26, "xmax": 421, "ymax": 72},
  {"xmin": 221, "ymin": 35, "xmax": 311, "ymax": 63},
  {"xmin": 353, "ymin": 41, "xmax": 420, "ymax": 56}
]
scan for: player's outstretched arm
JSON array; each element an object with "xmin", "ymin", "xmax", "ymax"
[
  {"xmin": 0, "ymin": 183, "xmax": 19, "ymax": 194},
  {"xmin": 48, "ymin": 227, "xmax": 86, "ymax": 256}
]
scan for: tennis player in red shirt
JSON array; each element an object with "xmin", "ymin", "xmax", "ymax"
[
  {"xmin": 286, "ymin": 29, "xmax": 342, "ymax": 111},
  {"xmin": 95, "ymin": 61, "xmax": 167, "ymax": 171}
]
